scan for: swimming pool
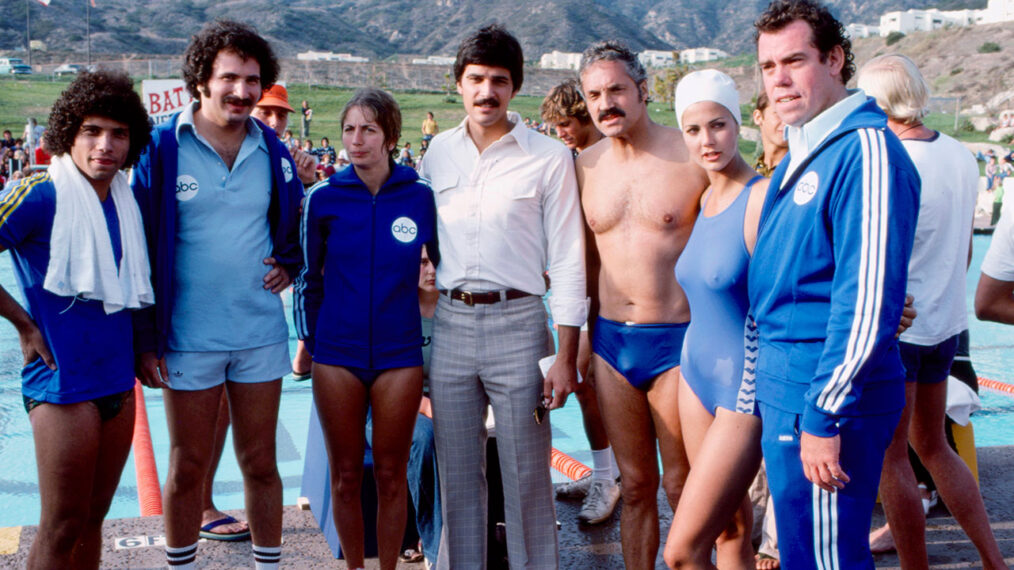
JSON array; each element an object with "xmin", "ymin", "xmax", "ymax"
[{"xmin": 0, "ymin": 235, "xmax": 1012, "ymax": 528}]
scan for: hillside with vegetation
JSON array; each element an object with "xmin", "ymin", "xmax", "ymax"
[{"xmin": 0, "ymin": 0, "xmax": 990, "ymax": 60}]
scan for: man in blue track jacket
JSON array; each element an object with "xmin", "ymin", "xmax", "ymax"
[
  {"xmin": 131, "ymin": 21, "xmax": 302, "ymax": 570},
  {"xmin": 750, "ymin": 1, "xmax": 920, "ymax": 568}
]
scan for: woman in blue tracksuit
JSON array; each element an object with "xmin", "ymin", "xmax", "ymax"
[
  {"xmin": 664, "ymin": 70, "xmax": 768, "ymax": 569},
  {"xmin": 293, "ymin": 88, "xmax": 438, "ymax": 570}
]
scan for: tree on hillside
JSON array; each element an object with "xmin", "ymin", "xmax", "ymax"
[{"xmin": 652, "ymin": 52, "xmax": 691, "ymax": 104}]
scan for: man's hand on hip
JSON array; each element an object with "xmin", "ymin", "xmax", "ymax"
[
  {"xmin": 800, "ymin": 431, "xmax": 850, "ymax": 492},
  {"xmin": 263, "ymin": 257, "xmax": 291, "ymax": 293},
  {"xmin": 136, "ymin": 351, "xmax": 168, "ymax": 388}
]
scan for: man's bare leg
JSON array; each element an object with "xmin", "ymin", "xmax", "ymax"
[
  {"xmin": 28, "ymin": 394, "xmax": 134, "ymax": 569},
  {"xmin": 163, "ymin": 386, "xmax": 227, "ymax": 548},
  {"xmin": 199, "ymin": 392, "xmax": 248, "ymax": 535},
  {"xmin": 645, "ymin": 366, "xmax": 688, "ymax": 515},
  {"xmin": 576, "ymin": 331, "xmax": 609, "ymax": 450},
  {"xmin": 593, "ymin": 355, "xmax": 687, "ymax": 570},
  {"xmin": 877, "ymin": 383, "xmax": 924, "ymax": 566},
  {"xmin": 909, "ymin": 381, "xmax": 1007, "ymax": 569},
  {"xmin": 225, "ymin": 379, "xmax": 283, "ymax": 547}
]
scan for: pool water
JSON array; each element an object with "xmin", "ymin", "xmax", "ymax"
[{"xmin": 1, "ymin": 236, "xmax": 1013, "ymax": 528}]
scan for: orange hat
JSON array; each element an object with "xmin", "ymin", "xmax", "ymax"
[{"xmin": 257, "ymin": 84, "xmax": 294, "ymax": 113}]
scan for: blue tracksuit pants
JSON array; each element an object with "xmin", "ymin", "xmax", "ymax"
[{"xmin": 760, "ymin": 402, "xmax": 900, "ymax": 569}]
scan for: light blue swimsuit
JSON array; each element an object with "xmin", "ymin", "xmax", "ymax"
[{"xmin": 675, "ymin": 176, "xmax": 761, "ymax": 415}]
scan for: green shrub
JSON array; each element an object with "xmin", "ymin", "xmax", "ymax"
[
  {"xmin": 886, "ymin": 31, "xmax": 906, "ymax": 46},
  {"xmin": 978, "ymin": 42, "xmax": 1002, "ymax": 53},
  {"xmin": 950, "ymin": 67, "xmax": 963, "ymax": 75},
  {"xmin": 959, "ymin": 118, "xmax": 975, "ymax": 133}
]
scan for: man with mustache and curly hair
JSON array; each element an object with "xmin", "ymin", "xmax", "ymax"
[{"xmin": 131, "ymin": 19, "xmax": 303, "ymax": 570}]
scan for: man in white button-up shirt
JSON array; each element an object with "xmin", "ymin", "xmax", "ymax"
[{"xmin": 418, "ymin": 24, "xmax": 586, "ymax": 569}]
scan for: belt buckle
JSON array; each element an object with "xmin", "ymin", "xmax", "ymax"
[{"xmin": 460, "ymin": 290, "xmax": 475, "ymax": 306}]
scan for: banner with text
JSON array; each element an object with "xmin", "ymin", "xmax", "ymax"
[{"xmin": 142, "ymin": 79, "xmax": 193, "ymax": 124}]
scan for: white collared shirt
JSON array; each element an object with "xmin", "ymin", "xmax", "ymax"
[
  {"xmin": 418, "ymin": 111, "xmax": 587, "ymax": 327},
  {"xmin": 783, "ymin": 89, "xmax": 867, "ymax": 183}
]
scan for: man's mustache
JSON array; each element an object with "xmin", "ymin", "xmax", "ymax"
[
  {"xmin": 598, "ymin": 107, "xmax": 626, "ymax": 121},
  {"xmin": 223, "ymin": 95, "xmax": 254, "ymax": 107},
  {"xmin": 473, "ymin": 97, "xmax": 500, "ymax": 108}
]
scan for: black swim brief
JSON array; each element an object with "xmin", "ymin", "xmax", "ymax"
[{"xmin": 23, "ymin": 389, "xmax": 132, "ymax": 422}]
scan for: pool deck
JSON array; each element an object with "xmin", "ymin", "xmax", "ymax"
[{"xmin": 1, "ymin": 446, "xmax": 1012, "ymax": 568}]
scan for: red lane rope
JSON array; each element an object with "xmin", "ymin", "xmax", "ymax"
[
  {"xmin": 979, "ymin": 376, "xmax": 1014, "ymax": 396},
  {"xmin": 551, "ymin": 448, "xmax": 592, "ymax": 481},
  {"xmin": 132, "ymin": 380, "xmax": 163, "ymax": 516}
]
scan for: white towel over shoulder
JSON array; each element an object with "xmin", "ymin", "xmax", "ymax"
[{"xmin": 43, "ymin": 153, "xmax": 154, "ymax": 314}]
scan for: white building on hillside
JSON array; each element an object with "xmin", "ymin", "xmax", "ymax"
[
  {"xmin": 982, "ymin": 0, "xmax": 1014, "ymax": 23},
  {"xmin": 879, "ymin": 9, "xmax": 979, "ymax": 35},
  {"xmin": 679, "ymin": 47, "xmax": 729, "ymax": 64},
  {"xmin": 638, "ymin": 50, "xmax": 675, "ymax": 68},
  {"xmin": 540, "ymin": 51, "xmax": 583, "ymax": 70},
  {"xmin": 412, "ymin": 55, "xmax": 455, "ymax": 66},
  {"xmin": 846, "ymin": 23, "xmax": 880, "ymax": 38},
  {"xmin": 296, "ymin": 51, "xmax": 369, "ymax": 63}
]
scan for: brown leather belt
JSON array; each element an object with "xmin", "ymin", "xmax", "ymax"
[{"xmin": 440, "ymin": 288, "xmax": 533, "ymax": 306}]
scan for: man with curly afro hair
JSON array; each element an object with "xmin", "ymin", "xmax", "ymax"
[
  {"xmin": 131, "ymin": 19, "xmax": 303, "ymax": 570},
  {"xmin": 0, "ymin": 69, "xmax": 153, "ymax": 569}
]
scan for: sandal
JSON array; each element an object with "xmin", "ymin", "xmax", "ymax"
[{"xmin": 399, "ymin": 547, "xmax": 424, "ymax": 563}]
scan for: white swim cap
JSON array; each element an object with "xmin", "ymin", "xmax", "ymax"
[{"xmin": 674, "ymin": 69, "xmax": 741, "ymax": 129}]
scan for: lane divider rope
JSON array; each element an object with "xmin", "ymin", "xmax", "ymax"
[
  {"xmin": 551, "ymin": 448, "xmax": 592, "ymax": 481},
  {"xmin": 979, "ymin": 376, "xmax": 1014, "ymax": 396},
  {"xmin": 132, "ymin": 380, "xmax": 163, "ymax": 516}
]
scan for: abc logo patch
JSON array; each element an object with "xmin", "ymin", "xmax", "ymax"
[
  {"xmin": 793, "ymin": 171, "xmax": 819, "ymax": 206},
  {"xmin": 391, "ymin": 216, "xmax": 418, "ymax": 244},
  {"xmin": 281, "ymin": 158, "xmax": 293, "ymax": 183},
  {"xmin": 176, "ymin": 174, "xmax": 199, "ymax": 202}
]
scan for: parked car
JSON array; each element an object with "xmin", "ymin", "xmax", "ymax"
[
  {"xmin": 53, "ymin": 63, "xmax": 83, "ymax": 76},
  {"xmin": 0, "ymin": 57, "xmax": 33, "ymax": 75}
]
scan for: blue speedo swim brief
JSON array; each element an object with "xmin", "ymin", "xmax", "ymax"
[{"xmin": 592, "ymin": 316, "xmax": 688, "ymax": 390}]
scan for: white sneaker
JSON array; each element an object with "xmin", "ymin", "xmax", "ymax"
[
  {"xmin": 555, "ymin": 473, "xmax": 593, "ymax": 500},
  {"xmin": 578, "ymin": 479, "xmax": 621, "ymax": 525}
]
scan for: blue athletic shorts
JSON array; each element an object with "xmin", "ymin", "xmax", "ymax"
[
  {"xmin": 164, "ymin": 341, "xmax": 291, "ymax": 391},
  {"xmin": 899, "ymin": 334, "xmax": 959, "ymax": 384}
]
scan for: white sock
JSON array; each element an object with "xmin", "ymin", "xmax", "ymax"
[
  {"xmin": 166, "ymin": 542, "xmax": 198, "ymax": 569},
  {"xmin": 610, "ymin": 447, "xmax": 621, "ymax": 480},
  {"xmin": 253, "ymin": 544, "xmax": 282, "ymax": 569},
  {"xmin": 591, "ymin": 447, "xmax": 614, "ymax": 482}
]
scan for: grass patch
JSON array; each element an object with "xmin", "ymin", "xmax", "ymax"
[{"xmin": 0, "ymin": 77, "xmax": 992, "ymax": 162}]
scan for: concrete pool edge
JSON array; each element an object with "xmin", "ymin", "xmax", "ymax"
[{"xmin": 2, "ymin": 445, "xmax": 1012, "ymax": 569}]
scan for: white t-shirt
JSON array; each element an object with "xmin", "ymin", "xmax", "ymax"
[
  {"xmin": 899, "ymin": 132, "xmax": 978, "ymax": 346},
  {"xmin": 982, "ymin": 197, "xmax": 1014, "ymax": 281}
]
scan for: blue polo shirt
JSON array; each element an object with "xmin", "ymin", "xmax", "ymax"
[
  {"xmin": 0, "ymin": 173, "xmax": 135, "ymax": 403},
  {"xmin": 169, "ymin": 102, "xmax": 288, "ymax": 351}
]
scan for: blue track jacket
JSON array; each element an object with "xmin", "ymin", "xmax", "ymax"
[
  {"xmin": 293, "ymin": 164, "xmax": 438, "ymax": 370},
  {"xmin": 748, "ymin": 97, "xmax": 920, "ymax": 437},
  {"xmin": 130, "ymin": 113, "xmax": 304, "ymax": 357}
]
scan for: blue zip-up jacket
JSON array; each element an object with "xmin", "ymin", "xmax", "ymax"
[
  {"xmin": 293, "ymin": 163, "xmax": 438, "ymax": 369},
  {"xmin": 748, "ymin": 98, "xmax": 920, "ymax": 437},
  {"xmin": 130, "ymin": 113, "xmax": 304, "ymax": 357}
]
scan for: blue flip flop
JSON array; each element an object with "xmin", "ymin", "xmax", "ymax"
[{"xmin": 199, "ymin": 515, "xmax": 251, "ymax": 542}]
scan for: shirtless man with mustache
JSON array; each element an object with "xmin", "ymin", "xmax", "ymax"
[{"xmin": 575, "ymin": 40, "xmax": 709, "ymax": 569}]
